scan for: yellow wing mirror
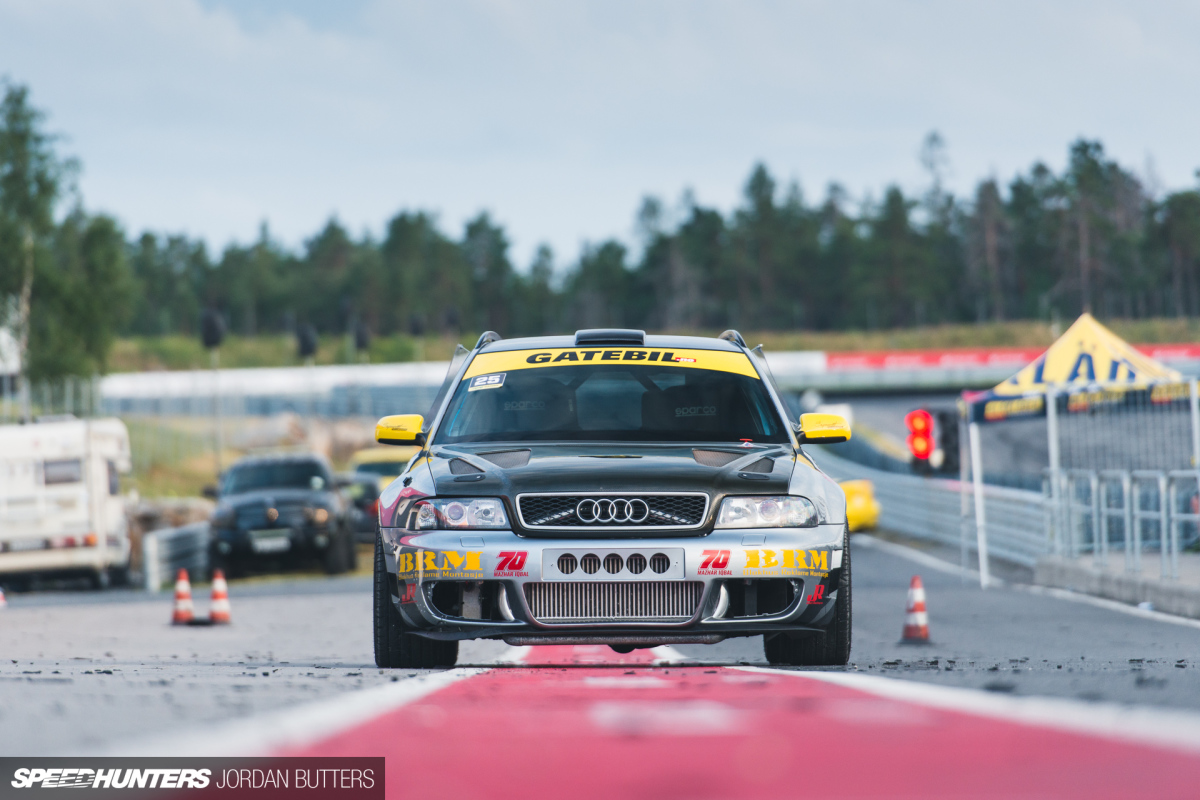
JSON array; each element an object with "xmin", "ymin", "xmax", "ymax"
[
  {"xmin": 375, "ymin": 414, "xmax": 426, "ymax": 446},
  {"xmin": 796, "ymin": 413, "xmax": 851, "ymax": 444}
]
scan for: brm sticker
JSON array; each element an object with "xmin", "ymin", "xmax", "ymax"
[{"xmin": 469, "ymin": 373, "xmax": 507, "ymax": 391}]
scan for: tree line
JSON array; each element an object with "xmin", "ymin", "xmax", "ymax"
[{"xmin": 3, "ymin": 81, "xmax": 1200, "ymax": 380}]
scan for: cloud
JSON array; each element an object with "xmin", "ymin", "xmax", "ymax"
[{"xmin": 1, "ymin": 0, "xmax": 1198, "ymax": 265}]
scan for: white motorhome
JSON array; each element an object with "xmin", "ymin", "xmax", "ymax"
[{"xmin": 0, "ymin": 418, "xmax": 132, "ymax": 588}]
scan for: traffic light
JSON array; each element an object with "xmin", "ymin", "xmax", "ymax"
[
  {"xmin": 904, "ymin": 409, "xmax": 934, "ymax": 462},
  {"xmin": 200, "ymin": 308, "xmax": 225, "ymax": 350},
  {"xmin": 935, "ymin": 410, "xmax": 961, "ymax": 474},
  {"xmin": 297, "ymin": 323, "xmax": 318, "ymax": 360}
]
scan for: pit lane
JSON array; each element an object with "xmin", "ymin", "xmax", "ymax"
[{"xmin": 5, "ymin": 536, "xmax": 1200, "ymax": 794}]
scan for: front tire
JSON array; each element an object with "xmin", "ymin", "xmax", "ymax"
[
  {"xmin": 764, "ymin": 525, "xmax": 852, "ymax": 667},
  {"xmin": 373, "ymin": 533, "xmax": 459, "ymax": 669}
]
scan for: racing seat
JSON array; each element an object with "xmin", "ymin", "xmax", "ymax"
[{"xmin": 641, "ymin": 382, "xmax": 754, "ymax": 434}]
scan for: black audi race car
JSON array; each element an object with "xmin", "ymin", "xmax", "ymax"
[{"xmin": 372, "ymin": 329, "xmax": 852, "ymax": 668}]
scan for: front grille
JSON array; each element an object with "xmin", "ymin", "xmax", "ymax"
[
  {"xmin": 517, "ymin": 493, "xmax": 708, "ymax": 530},
  {"xmin": 276, "ymin": 502, "xmax": 308, "ymax": 527},
  {"xmin": 236, "ymin": 507, "xmax": 263, "ymax": 528},
  {"xmin": 524, "ymin": 581, "xmax": 704, "ymax": 622}
]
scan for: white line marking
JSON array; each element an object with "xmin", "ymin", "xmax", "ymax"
[
  {"xmin": 857, "ymin": 533, "xmax": 1200, "ymax": 630},
  {"xmin": 583, "ymin": 676, "xmax": 671, "ymax": 688},
  {"xmin": 651, "ymin": 645, "xmax": 689, "ymax": 663},
  {"xmin": 109, "ymin": 668, "xmax": 486, "ymax": 757},
  {"xmin": 1022, "ymin": 585, "xmax": 1200, "ymax": 631},
  {"xmin": 743, "ymin": 666, "xmax": 1200, "ymax": 755}
]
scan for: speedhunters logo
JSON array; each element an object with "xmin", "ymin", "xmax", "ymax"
[
  {"xmin": 11, "ymin": 768, "xmax": 211, "ymax": 789},
  {"xmin": 2, "ymin": 758, "xmax": 383, "ymax": 798}
]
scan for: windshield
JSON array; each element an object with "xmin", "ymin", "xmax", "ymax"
[
  {"xmin": 223, "ymin": 461, "xmax": 330, "ymax": 494},
  {"xmin": 353, "ymin": 462, "xmax": 407, "ymax": 477},
  {"xmin": 434, "ymin": 350, "xmax": 788, "ymax": 445}
]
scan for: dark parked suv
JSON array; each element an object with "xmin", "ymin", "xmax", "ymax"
[{"xmin": 208, "ymin": 454, "xmax": 356, "ymax": 576}]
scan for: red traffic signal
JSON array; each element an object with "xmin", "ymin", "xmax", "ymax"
[{"xmin": 904, "ymin": 409, "xmax": 934, "ymax": 460}]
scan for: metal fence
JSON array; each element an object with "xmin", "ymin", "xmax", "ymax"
[
  {"xmin": 142, "ymin": 522, "xmax": 210, "ymax": 592},
  {"xmin": 1037, "ymin": 381, "xmax": 1200, "ymax": 582},
  {"xmin": 810, "ymin": 446, "xmax": 1048, "ymax": 569}
]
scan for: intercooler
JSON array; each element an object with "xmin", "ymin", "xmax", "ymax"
[{"xmin": 523, "ymin": 581, "xmax": 704, "ymax": 622}]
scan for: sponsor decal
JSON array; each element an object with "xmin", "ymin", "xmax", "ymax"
[
  {"xmin": 396, "ymin": 549, "xmax": 484, "ymax": 579},
  {"xmin": 468, "ymin": 373, "xmax": 506, "ymax": 391},
  {"xmin": 697, "ymin": 549, "xmax": 733, "ymax": 575},
  {"xmin": 742, "ymin": 549, "xmax": 830, "ymax": 578},
  {"xmin": 675, "ymin": 405, "xmax": 717, "ymax": 417},
  {"xmin": 983, "ymin": 396, "xmax": 1043, "ymax": 421},
  {"xmin": 806, "ymin": 585, "xmax": 826, "ymax": 604},
  {"xmin": 494, "ymin": 550, "xmax": 529, "ymax": 577},
  {"xmin": 4, "ymin": 758, "xmax": 382, "ymax": 796},
  {"xmin": 461, "ymin": 348, "xmax": 760, "ymax": 379},
  {"xmin": 399, "ymin": 582, "xmax": 417, "ymax": 603},
  {"xmin": 503, "ymin": 400, "xmax": 545, "ymax": 411}
]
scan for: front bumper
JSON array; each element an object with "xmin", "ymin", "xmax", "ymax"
[
  {"xmin": 380, "ymin": 523, "xmax": 844, "ymax": 643},
  {"xmin": 211, "ymin": 524, "xmax": 335, "ymax": 561}
]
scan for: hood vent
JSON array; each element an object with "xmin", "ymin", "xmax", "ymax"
[
  {"xmin": 692, "ymin": 449, "xmax": 741, "ymax": 468},
  {"xmin": 449, "ymin": 458, "xmax": 484, "ymax": 475},
  {"xmin": 478, "ymin": 449, "xmax": 531, "ymax": 469},
  {"xmin": 743, "ymin": 457, "xmax": 775, "ymax": 474}
]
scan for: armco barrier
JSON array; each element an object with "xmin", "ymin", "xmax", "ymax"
[
  {"xmin": 810, "ymin": 448, "xmax": 1049, "ymax": 568},
  {"xmin": 142, "ymin": 522, "xmax": 210, "ymax": 591}
]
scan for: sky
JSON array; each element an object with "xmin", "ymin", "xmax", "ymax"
[{"xmin": 1, "ymin": 0, "xmax": 1198, "ymax": 269}]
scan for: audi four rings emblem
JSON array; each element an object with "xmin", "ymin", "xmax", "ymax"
[{"xmin": 576, "ymin": 498, "xmax": 650, "ymax": 524}]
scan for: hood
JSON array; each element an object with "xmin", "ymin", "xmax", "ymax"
[
  {"xmin": 220, "ymin": 487, "xmax": 335, "ymax": 509},
  {"xmin": 424, "ymin": 443, "xmax": 795, "ymax": 532}
]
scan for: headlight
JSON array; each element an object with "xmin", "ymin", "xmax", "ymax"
[
  {"xmin": 715, "ymin": 496, "xmax": 818, "ymax": 528},
  {"xmin": 309, "ymin": 507, "xmax": 330, "ymax": 525},
  {"xmin": 211, "ymin": 506, "xmax": 236, "ymax": 527},
  {"xmin": 413, "ymin": 498, "xmax": 508, "ymax": 530}
]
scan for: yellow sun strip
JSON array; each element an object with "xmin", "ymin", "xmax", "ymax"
[{"xmin": 461, "ymin": 348, "xmax": 761, "ymax": 380}]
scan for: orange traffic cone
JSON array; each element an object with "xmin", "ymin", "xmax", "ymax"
[
  {"xmin": 900, "ymin": 575, "xmax": 930, "ymax": 643},
  {"xmin": 209, "ymin": 570, "xmax": 231, "ymax": 624},
  {"xmin": 171, "ymin": 569, "xmax": 194, "ymax": 625}
]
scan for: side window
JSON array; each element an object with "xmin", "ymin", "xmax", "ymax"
[
  {"xmin": 107, "ymin": 460, "xmax": 120, "ymax": 496},
  {"xmin": 44, "ymin": 459, "xmax": 83, "ymax": 485}
]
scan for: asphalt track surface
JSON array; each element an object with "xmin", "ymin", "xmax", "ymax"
[{"xmin": 6, "ymin": 536, "xmax": 1200, "ymax": 797}]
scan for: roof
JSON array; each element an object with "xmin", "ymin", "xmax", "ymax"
[
  {"xmin": 230, "ymin": 452, "xmax": 330, "ymax": 467},
  {"xmin": 964, "ymin": 313, "xmax": 1184, "ymax": 423},
  {"xmin": 481, "ymin": 334, "xmax": 745, "ymax": 354}
]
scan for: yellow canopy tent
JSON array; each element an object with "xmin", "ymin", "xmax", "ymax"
[
  {"xmin": 959, "ymin": 314, "xmax": 1188, "ymax": 589},
  {"xmin": 964, "ymin": 313, "xmax": 1182, "ymax": 424}
]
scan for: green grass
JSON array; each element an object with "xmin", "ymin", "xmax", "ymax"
[{"xmin": 111, "ymin": 319, "xmax": 1200, "ymax": 373}]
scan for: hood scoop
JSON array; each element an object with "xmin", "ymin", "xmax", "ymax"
[
  {"xmin": 477, "ymin": 449, "xmax": 532, "ymax": 469},
  {"xmin": 449, "ymin": 458, "xmax": 484, "ymax": 474},
  {"xmin": 742, "ymin": 457, "xmax": 775, "ymax": 474},
  {"xmin": 692, "ymin": 449, "xmax": 742, "ymax": 468}
]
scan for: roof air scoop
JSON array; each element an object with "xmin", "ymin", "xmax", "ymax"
[
  {"xmin": 475, "ymin": 331, "xmax": 502, "ymax": 349},
  {"xmin": 718, "ymin": 330, "xmax": 747, "ymax": 348},
  {"xmin": 574, "ymin": 329, "xmax": 645, "ymax": 347}
]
